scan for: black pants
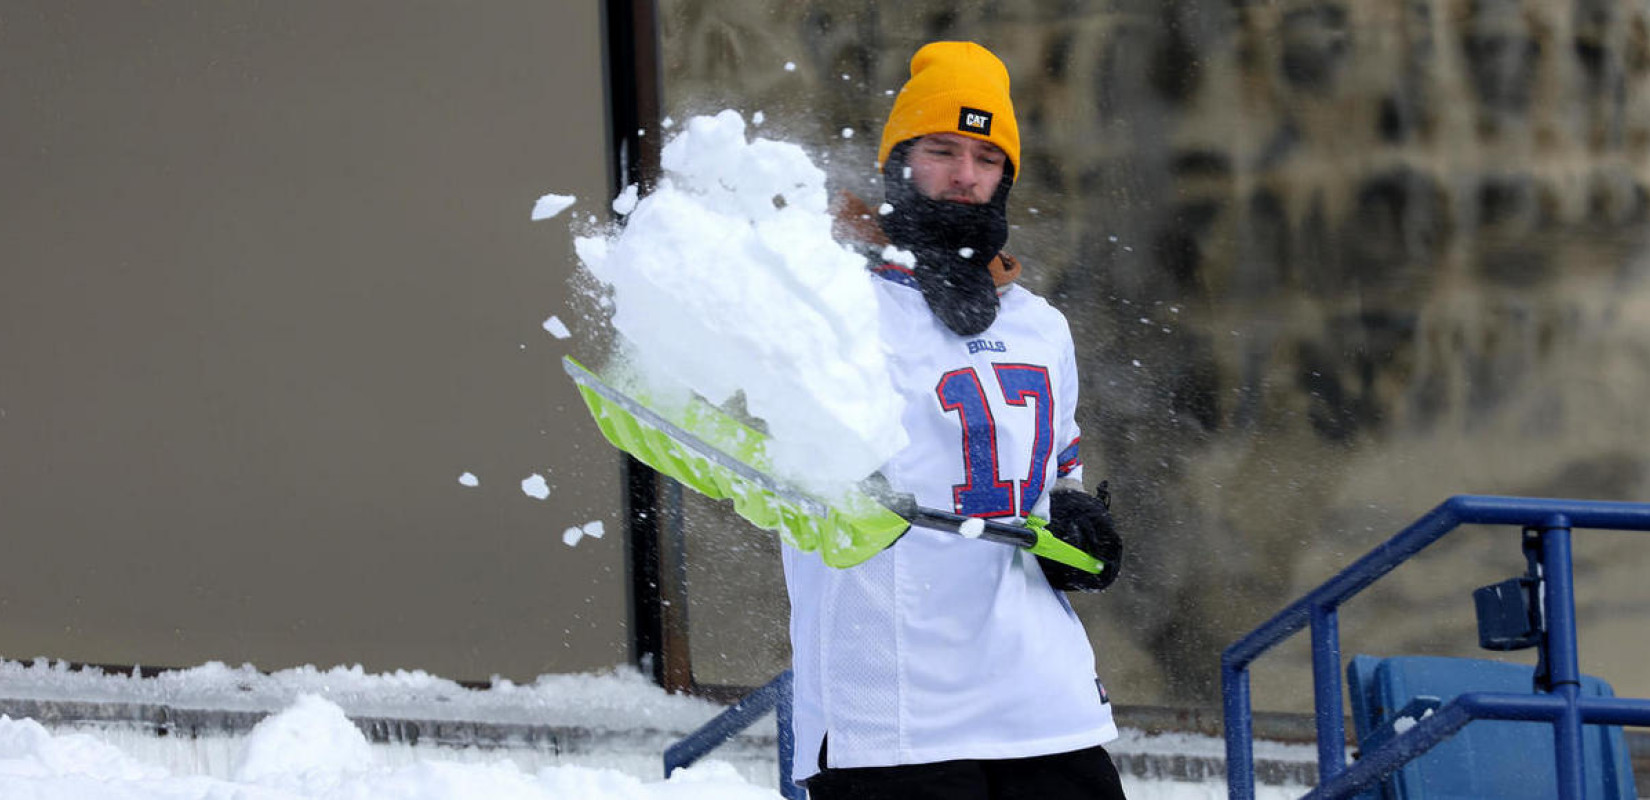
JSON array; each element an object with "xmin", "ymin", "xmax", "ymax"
[{"xmin": 804, "ymin": 743, "xmax": 1127, "ymax": 800}]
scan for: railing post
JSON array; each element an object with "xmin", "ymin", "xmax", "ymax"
[
  {"xmin": 776, "ymin": 671, "xmax": 801, "ymax": 800},
  {"xmin": 1311, "ymin": 603, "xmax": 1346, "ymax": 786},
  {"xmin": 1223, "ymin": 658, "xmax": 1255, "ymax": 800},
  {"xmin": 663, "ymin": 670, "xmax": 794, "ymax": 784},
  {"xmin": 1540, "ymin": 524, "xmax": 1586, "ymax": 799}
]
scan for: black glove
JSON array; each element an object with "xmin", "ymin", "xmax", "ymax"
[{"xmin": 1039, "ymin": 482, "xmax": 1123, "ymax": 592}]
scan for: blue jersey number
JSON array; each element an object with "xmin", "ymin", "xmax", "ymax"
[{"xmin": 936, "ymin": 364, "xmax": 1055, "ymax": 518}]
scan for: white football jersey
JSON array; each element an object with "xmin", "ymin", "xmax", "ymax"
[{"xmin": 782, "ymin": 267, "xmax": 1118, "ymax": 784}]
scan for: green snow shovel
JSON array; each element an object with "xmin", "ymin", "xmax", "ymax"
[{"xmin": 563, "ymin": 357, "xmax": 1101, "ymax": 574}]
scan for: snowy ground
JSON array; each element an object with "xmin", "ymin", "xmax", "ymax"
[{"xmin": 0, "ymin": 659, "xmax": 1311, "ymax": 800}]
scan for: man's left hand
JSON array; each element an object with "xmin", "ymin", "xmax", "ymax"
[{"xmin": 1039, "ymin": 484, "xmax": 1122, "ymax": 592}]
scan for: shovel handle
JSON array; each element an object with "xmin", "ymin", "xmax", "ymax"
[{"xmin": 877, "ymin": 492, "xmax": 1103, "ymax": 575}]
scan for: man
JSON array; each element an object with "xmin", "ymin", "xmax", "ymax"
[{"xmin": 783, "ymin": 41, "xmax": 1128, "ymax": 799}]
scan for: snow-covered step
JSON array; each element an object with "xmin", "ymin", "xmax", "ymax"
[
  {"xmin": 2, "ymin": 695, "xmax": 1322, "ymax": 789},
  {"xmin": 0, "ymin": 661, "xmax": 1324, "ymax": 796}
]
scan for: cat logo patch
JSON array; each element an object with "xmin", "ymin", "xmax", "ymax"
[{"xmin": 958, "ymin": 107, "xmax": 992, "ymax": 135}]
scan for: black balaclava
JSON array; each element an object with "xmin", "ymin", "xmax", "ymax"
[{"xmin": 880, "ymin": 140, "xmax": 1014, "ymax": 337}]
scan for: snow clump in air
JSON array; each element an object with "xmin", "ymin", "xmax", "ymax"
[
  {"xmin": 531, "ymin": 193, "xmax": 576, "ymax": 221},
  {"xmin": 573, "ymin": 109, "xmax": 907, "ymax": 494},
  {"xmin": 521, "ymin": 473, "xmax": 551, "ymax": 500},
  {"xmin": 542, "ymin": 315, "xmax": 572, "ymax": 339},
  {"xmin": 611, "ymin": 184, "xmax": 640, "ymax": 216},
  {"xmin": 562, "ymin": 520, "xmax": 606, "ymax": 547}
]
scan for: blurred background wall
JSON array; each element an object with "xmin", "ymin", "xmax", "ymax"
[
  {"xmin": 0, "ymin": 1, "xmax": 626, "ymax": 682},
  {"xmin": 656, "ymin": 0, "xmax": 1650, "ymax": 711}
]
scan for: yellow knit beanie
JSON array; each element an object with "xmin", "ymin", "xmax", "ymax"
[{"xmin": 878, "ymin": 42, "xmax": 1020, "ymax": 175}]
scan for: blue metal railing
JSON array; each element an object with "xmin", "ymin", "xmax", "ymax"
[
  {"xmin": 664, "ymin": 669, "xmax": 801, "ymax": 800},
  {"xmin": 1222, "ymin": 495, "xmax": 1650, "ymax": 799}
]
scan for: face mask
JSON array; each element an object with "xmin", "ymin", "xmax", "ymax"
[{"xmin": 880, "ymin": 143, "xmax": 1013, "ymax": 337}]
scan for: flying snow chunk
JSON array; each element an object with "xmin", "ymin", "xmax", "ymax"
[
  {"xmin": 612, "ymin": 184, "xmax": 640, "ymax": 216},
  {"xmin": 542, "ymin": 315, "xmax": 572, "ymax": 339},
  {"xmin": 457, "ymin": 472, "xmax": 479, "ymax": 487},
  {"xmin": 531, "ymin": 193, "xmax": 576, "ymax": 221},
  {"xmin": 881, "ymin": 244, "xmax": 916, "ymax": 268},
  {"xmin": 841, "ymin": 128, "xmax": 855, "ymax": 139},
  {"xmin": 563, "ymin": 520, "xmax": 605, "ymax": 547},
  {"xmin": 521, "ymin": 473, "xmax": 551, "ymax": 500},
  {"xmin": 784, "ymin": 62, "xmax": 797, "ymax": 72},
  {"xmin": 958, "ymin": 518, "xmax": 986, "ymax": 539}
]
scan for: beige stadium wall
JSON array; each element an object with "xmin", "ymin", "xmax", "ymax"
[{"xmin": 0, "ymin": 1, "xmax": 629, "ymax": 682}]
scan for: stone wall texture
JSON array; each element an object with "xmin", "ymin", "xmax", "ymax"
[{"xmin": 658, "ymin": 0, "xmax": 1650, "ymax": 709}]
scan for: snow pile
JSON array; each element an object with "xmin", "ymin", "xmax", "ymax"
[
  {"xmin": 0, "ymin": 696, "xmax": 779, "ymax": 800},
  {"xmin": 573, "ymin": 110, "xmax": 907, "ymax": 493},
  {"xmin": 233, "ymin": 694, "xmax": 374, "ymax": 784},
  {"xmin": 0, "ymin": 715, "xmax": 168, "ymax": 783},
  {"xmin": 0, "ymin": 660, "xmax": 729, "ymax": 731}
]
